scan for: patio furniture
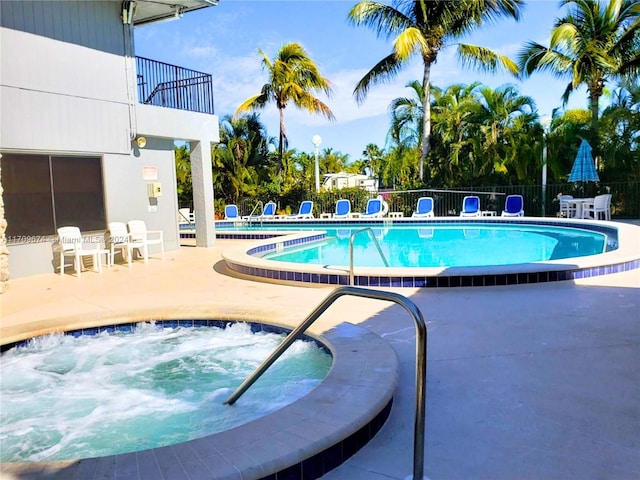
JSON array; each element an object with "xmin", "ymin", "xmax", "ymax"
[
  {"xmin": 459, "ymin": 196, "xmax": 481, "ymax": 217},
  {"xmin": 558, "ymin": 195, "xmax": 575, "ymax": 218},
  {"xmin": 582, "ymin": 194, "xmax": 611, "ymax": 220},
  {"xmin": 107, "ymin": 222, "xmax": 146, "ymax": 267},
  {"xmin": 501, "ymin": 195, "xmax": 524, "ymax": 217},
  {"xmin": 333, "ymin": 199, "xmax": 352, "ymax": 219},
  {"xmin": 412, "ymin": 197, "xmax": 434, "ymax": 218},
  {"xmin": 127, "ymin": 220, "xmax": 165, "ymax": 262},
  {"xmin": 361, "ymin": 198, "xmax": 385, "ymax": 218},
  {"xmin": 289, "ymin": 201, "xmax": 314, "ymax": 219},
  {"xmin": 57, "ymin": 226, "xmax": 108, "ymax": 277}
]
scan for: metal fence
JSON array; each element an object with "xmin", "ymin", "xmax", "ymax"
[
  {"xmin": 136, "ymin": 56, "xmax": 214, "ymax": 114},
  {"xmin": 250, "ymin": 182, "xmax": 640, "ymax": 219},
  {"xmin": 180, "ymin": 182, "xmax": 639, "ymax": 220}
]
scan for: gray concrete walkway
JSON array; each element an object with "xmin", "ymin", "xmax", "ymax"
[{"xmin": 1, "ymin": 240, "xmax": 639, "ymax": 480}]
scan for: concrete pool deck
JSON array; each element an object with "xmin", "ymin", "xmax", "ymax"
[{"xmin": 1, "ymin": 236, "xmax": 639, "ymax": 479}]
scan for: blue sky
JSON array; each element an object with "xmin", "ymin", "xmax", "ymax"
[{"xmin": 134, "ymin": 0, "xmax": 592, "ymax": 161}]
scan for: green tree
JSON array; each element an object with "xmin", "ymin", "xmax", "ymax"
[
  {"xmin": 472, "ymin": 84, "xmax": 538, "ymax": 180},
  {"xmin": 213, "ymin": 113, "xmax": 272, "ymax": 203},
  {"xmin": 362, "ymin": 143, "xmax": 385, "ymax": 183},
  {"xmin": 388, "ymin": 80, "xmax": 425, "ymax": 148},
  {"xmin": 174, "ymin": 145, "xmax": 192, "ymax": 204},
  {"xmin": 348, "ymin": 0, "xmax": 523, "ymax": 181},
  {"xmin": 518, "ymin": 0, "xmax": 640, "ymax": 132},
  {"xmin": 236, "ymin": 42, "xmax": 335, "ymax": 171},
  {"xmin": 599, "ymin": 77, "xmax": 640, "ymax": 180}
]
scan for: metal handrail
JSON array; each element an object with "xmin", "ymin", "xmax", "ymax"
[
  {"xmin": 224, "ymin": 285, "xmax": 428, "ymax": 480},
  {"xmin": 349, "ymin": 227, "xmax": 389, "ymax": 285},
  {"xmin": 246, "ymin": 201, "xmax": 264, "ymax": 227}
]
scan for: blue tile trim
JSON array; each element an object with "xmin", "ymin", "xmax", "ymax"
[
  {"xmin": 225, "ymin": 258, "xmax": 640, "ymax": 289},
  {"xmin": 1, "ymin": 320, "xmax": 330, "ymax": 354}
]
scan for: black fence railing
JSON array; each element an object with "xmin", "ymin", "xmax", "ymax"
[
  {"xmin": 136, "ymin": 56, "xmax": 214, "ymax": 114},
  {"xmin": 226, "ymin": 182, "xmax": 639, "ymax": 220}
]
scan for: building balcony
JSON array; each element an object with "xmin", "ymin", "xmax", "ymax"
[{"xmin": 136, "ymin": 56, "xmax": 214, "ymax": 115}]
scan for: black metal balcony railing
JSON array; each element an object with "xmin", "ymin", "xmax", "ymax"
[{"xmin": 136, "ymin": 56, "xmax": 214, "ymax": 115}]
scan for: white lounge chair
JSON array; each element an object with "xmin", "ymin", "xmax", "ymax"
[
  {"xmin": 225, "ymin": 204, "xmax": 240, "ymax": 220},
  {"xmin": 289, "ymin": 201, "xmax": 314, "ymax": 219},
  {"xmin": 333, "ymin": 199, "xmax": 352, "ymax": 219},
  {"xmin": 178, "ymin": 208, "xmax": 194, "ymax": 225},
  {"xmin": 501, "ymin": 195, "xmax": 524, "ymax": 217},
  {"xmin": 412, "ymin": 197, "xmax": 435, "ymax": 218},
  {"xmin": 460, "ymin": 196, "xmax": 481, "ymax": 217},
  {"xmin": 127, "ymin": 220, "xmax": 164, "ymax": 262},
  {"xmin": 57, "ymin": 226, "xmax": 108, "ymax": 277},
  {"xmin": 361, "ymin": 198, "xmax": 386, "ymax": 218}
]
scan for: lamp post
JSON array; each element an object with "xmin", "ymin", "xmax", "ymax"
[
  {"xmin": 312, "ymin": 135, "xmax": 322, "ymax": 193},
  {"xmin": 540, "ymin": 115, "xmax": 551, "ymax": 217}
]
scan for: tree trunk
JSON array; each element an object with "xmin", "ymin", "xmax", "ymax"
[
  {"xmin": 0, "ymin": 155, "xmax": 9, "ymax": 293},
  {"xmin": 420, "ymin": 61, "xmax": 432, "ymax": 183},
  {"xmin": 278, "ymin": 107, "xmax": 287, "ymax": 175}
]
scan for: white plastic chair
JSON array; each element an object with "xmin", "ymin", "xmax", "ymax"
[
  {"xmin": 558, "ymin": 194, "xmax": 575, "ymax": 218},
  {"xmin": 57, "ymin": 226, "xmax": 107, "ymax": 277},
  {"xmin": 127, "ymin": 220, "xmax": 165, "ymax": 263},
  {"xmin": 108, "ymin": 222, "xmax": 146, "ymax": 267},
  {"xmin": 583, "ymin": 194, "xmax": 612, "ymax": 221}
]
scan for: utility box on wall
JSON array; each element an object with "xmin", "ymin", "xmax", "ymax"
[{"xmin": 147, "ymin": 182, "xmax": 163, "ymax": 198}]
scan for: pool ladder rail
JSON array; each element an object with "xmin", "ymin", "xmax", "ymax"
[
  {"xmin": 349, "ymin": 227, "xmax": 389, "ymax": 285},
  {"xmin": 224, "ymin": 285, "xmax": 428, "ymax": 480},
  {"xmin": 245, "ymin": 200, "xmax": 264, "ymax": 227}
]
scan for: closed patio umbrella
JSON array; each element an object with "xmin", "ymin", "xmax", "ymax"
[{"xmin": 568, "ymin": 139, "xmax": 599, "ymax": 183}]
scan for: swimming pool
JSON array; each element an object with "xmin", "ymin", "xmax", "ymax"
[
  {"xmin": 220, "ymin": 217, "xmax": 640, "ymax": 287},
  {"xmin": 0, "ymin": 322, "xmax": 331, "ymax": 462},
  {"xmin": 262, "ymin": 224, "xmax": 609, "ymax": 268}
]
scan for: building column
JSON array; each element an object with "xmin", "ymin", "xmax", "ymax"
[{"xmin": 189, "ymin": 140, "xmax": 215, "ymax": 247}]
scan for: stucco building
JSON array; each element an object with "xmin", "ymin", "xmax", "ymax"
[{"xmin": 0, "ymin": 0, "xmax": 219, "ymax": 286}]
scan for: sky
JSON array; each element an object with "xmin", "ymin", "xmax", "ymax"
[{"xmin": 133, "ymin": 0, "xmax": 594, "ymax": 161}]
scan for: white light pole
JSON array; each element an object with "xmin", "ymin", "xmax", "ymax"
[
  {"xmin": 312, "ymin": 135, "xmax": 322, "ymax": 193},
  {"xmin": 540, "ymin": 115, "xmax": 551, "ymax": 217}
]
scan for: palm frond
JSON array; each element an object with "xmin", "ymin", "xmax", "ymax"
[
  {"xmin": 348, "ymin": 1, "xmax": 414, "ymax": 39},
  {"xmin": 457, "ymin": 44, "xmax": 519, "ymax": 75},
  {"xmin": 353, "ymin": 52, "xmax": 406, "ymax": 104}
]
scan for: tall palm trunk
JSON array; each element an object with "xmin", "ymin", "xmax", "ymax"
[
  {"xmin": 278, "ymin": 107, "xmax": 287, "ymax": 175},
  {"xmin": 420, "ymin": 61, "xmax": 432, "ymax": 182}
]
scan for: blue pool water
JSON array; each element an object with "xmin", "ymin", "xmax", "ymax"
[
  {"xmin": 260, "ymin": 224, "xmax": 609, "ymax": 268},
  {"xmin": 0, "ymin": 322, "xmax": 332, "ymax": 462}
]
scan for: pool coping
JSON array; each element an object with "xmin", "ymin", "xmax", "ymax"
[
  {"xmin": 0, "ymin": 319, "xmax": 398, "ymax": 480},
  {"xmin": 220, "ymin": 217, "xmax": 640, "ymax": 287}
]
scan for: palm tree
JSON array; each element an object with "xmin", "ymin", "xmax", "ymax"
[
  {"xmin": 388, "ymin": 80, "xmax": 425, "ymax": 148},
  {"xmin": 348, "ymin": 0, "xmax": 523, "ymax": 181},
  {"xmin": 213, "ymin": 113, "xmax": 271, "ymax": 203},
  {"xmin": 518, "ymin": 0, "xmax": 640, "ymax": 131},
  {"xmin": 236, "ymin": 42, "xmax": 335, "ymax": 171}
]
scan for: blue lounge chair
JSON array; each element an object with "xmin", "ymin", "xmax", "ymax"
[
  {"xmin": 501, "ymin": 195, "xmax": 524, "ymax": 217},
  {"xmin": 224, "ymin": 204, "xmax": 240, "ymax": 220},
  {"xmin": 412, "ymin": 197, "xmax": 434, "ymax": 218},
  {"xmin": 333, "ymin": 199, "xmax": 352, "ymax": 219},
  {"xmin": 289, "ymin": 200, "xmax": 314, "ymax": 219},
  {"xmin": 361, "ymin": 198, "xmax": 385, "ymax": 218},
  {"xmin": 460, "ymin": 196, "xmax": 481, "ymax": 217},
  {"xmin": 259, "ymin": 201, "xmax": 276, "ymax": 219}
]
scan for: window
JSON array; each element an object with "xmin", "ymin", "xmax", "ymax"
[{"xmin": 2, "ymin": 153, "xmax": 106, "ymax": 238}]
